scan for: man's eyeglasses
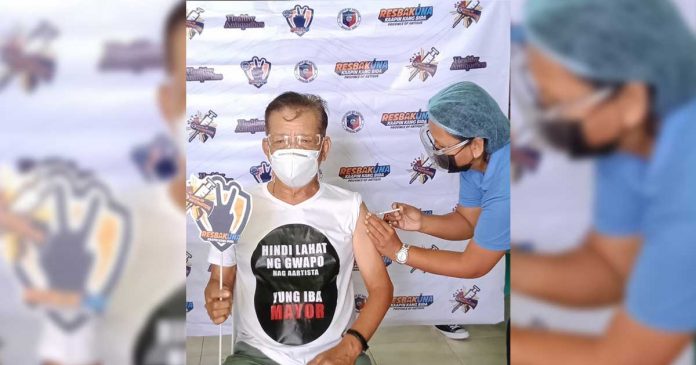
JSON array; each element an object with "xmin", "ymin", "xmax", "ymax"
[{"xmin": 265, "ymin": 133, "xmax": 323, "ymax": 150}]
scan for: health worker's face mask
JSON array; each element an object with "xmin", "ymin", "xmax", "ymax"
[{"xmin": 538, "ymin": 88, "xmax": 619, "ymax": 158}]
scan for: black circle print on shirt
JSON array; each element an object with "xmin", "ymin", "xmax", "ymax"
[{"xmin": 251, "ymin": 223, "xmax": 340, "ymax": 346}]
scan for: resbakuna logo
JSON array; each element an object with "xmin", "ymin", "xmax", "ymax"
[
  {"xmin": 450, "ymin": 55, "xmax": 487, "ymax": 71},
  {"xmin": 391, "ymin": 294, "xmax": 435, "ymax": 310},
  {"xmin": 378, "ymin": 4, "xmax": 433, "ymax": 26},
  {"xmin": 381, "ymin": 109, "xmax": 428, "ymax": 129},
  {"xmin": 335, "ymin": 59, "xmax": 388, "ymax": 79},
  {"xmin": 186, "ymin": 174, "xmax": 252, "ymax": 252},
  {"xmin": 338, "ymin": 164, "xmax": 390, "ymax": 182}
]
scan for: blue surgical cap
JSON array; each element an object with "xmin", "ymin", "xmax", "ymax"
[
  {"xmin": 428, "ymin": 81, "xmax": 510, "ymax": 154},
  {"xmin": 525, "ymin": 0, "xmax": 696, "ymax": 117}
]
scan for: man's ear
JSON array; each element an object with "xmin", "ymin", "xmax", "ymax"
[
  {"xmin": 471, "ymin": 138, "xmax": 486, "ymax": 159},
  {"xmin": 320, "ymin": 136, "xmax": 331, "ymax": 162},
  {"xmin": 619, "ymin": 82, "xmax": 649, "ymax": 130},
  {"xmin": 262, "ymin": 137, "xmax": 271, "ymax": 160}
]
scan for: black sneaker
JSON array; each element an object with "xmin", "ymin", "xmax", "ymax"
[{"xmin": 435, "ymin": 324, "xmax": 470, "ymax": 340}]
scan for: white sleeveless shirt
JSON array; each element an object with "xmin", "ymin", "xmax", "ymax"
[{"xmin": 208, "ymin": 182, "xmax": 361, "ymax": 365}]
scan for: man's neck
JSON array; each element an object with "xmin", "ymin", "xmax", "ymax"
[{"xmin": 268, "ymin": 178, "xmax": 320, "ymax": 205}]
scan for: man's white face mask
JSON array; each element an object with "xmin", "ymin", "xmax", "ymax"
[{"xmin": 269, "ymin": 148, "xmax": 320, "ymax": 188}]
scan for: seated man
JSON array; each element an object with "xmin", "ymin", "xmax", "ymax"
[{"xmin": 204, "ymin": 92, "xmax": 393, "ymax": 365}]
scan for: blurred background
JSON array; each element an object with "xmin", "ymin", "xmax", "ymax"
[
  {"xmin": 2, "ymin": 0, "xmax": 696, "ymax": 364},
  {"xmin": 0, "ymin": 0, "xmax": 185, "ymax": 364},
  {"xmin": 510, "ymin": 0, "xmax": 696, "ymax": 364}
]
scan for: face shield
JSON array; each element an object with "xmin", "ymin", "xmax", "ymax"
[{"xmin": 419, "ymin": 125, "xmax": 472, "ymax": 172}]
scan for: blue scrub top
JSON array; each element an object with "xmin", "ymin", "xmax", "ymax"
[
  {"xmin": 625, "ymin": 98, "xmax": 696, "ymax": 332},
  {"xmin": 458, "ymin": 143, "xmax": 510, "ymax": 251},
  {"xmin": 593, "ymin": 152, "xmax": 647, "ymax": 237},
  {"xmin": 595, "ymin": 99, "xmax": 696, "ymax": 331}
]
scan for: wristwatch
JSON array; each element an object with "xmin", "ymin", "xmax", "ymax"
[{"xmin": 395, "ymin": 243, "xmax": 410, "ymax": 264}]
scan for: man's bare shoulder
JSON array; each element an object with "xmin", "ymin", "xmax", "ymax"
[{"xmin": 319, "ymin": 182, "xmax": 362, "ymax": 202}]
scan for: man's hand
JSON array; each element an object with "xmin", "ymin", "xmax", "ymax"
[
  {"xmin": 308, "ymin": 335, "xmax": 362, "ymax": 365},
  {"xmin": 365, "ymin": 212, "xmax": 403, "ymax": 260},
  {"xmin": 204, "ymin": 282, "xmax": 232, "ymax": 324},
  {"xmin": 384, "ymin": 202, "xmax": 422, "ymax": 231}
]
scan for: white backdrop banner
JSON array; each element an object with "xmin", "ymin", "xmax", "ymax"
[{"xmin": 186, "ymin": 0, "xmax": 510, "ymax": 337}]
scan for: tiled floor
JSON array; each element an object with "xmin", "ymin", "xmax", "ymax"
[{"xmin": 186, "ymin": 323, "xmax": 507, "ymax": 365}]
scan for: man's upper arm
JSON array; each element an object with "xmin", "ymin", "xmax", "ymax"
[{"xmin": 353, "ymin": 203, "xmax": 391, "ymax": 289}]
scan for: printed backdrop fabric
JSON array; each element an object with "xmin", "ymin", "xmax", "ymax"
[{"xmin": 186, "ymin": 0, "xmax": 510, "ymax": 337}]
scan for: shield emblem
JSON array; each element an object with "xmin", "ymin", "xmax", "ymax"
[
  {"xmin": 342, "ymin": 11, "xmax": 357, "ymax": 28},
  {"xmin": 295, "ymin": 60, "xmax": 317, "ymax": 83},
  {"xmin": 342, "ymin": 111, "xmax": 364, "ymax": 133},
  {"xmin": 343, "ymin": 111, "xmax": 363, "ymax": 132},
  {"xmin": 299, "ymin": 64, "xmax": 313, "ymax": 79},
  {"xmin": 4, "ymin": 162, "xmax": 131, "ymax": 331},
  {"xmin": 347, "ymin": 115, "xmax": 360, "ymax": 130},
  {"xmin": 283, "ymin": 5, "xmax": 314, "ymax": 36},
  {"xmin": 241, "ymin": 56, "xmax": 271, "ymax": 88},
  {"xmin": 187, "ymin": 174, "xmax": 253, "ymax": 252}
]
